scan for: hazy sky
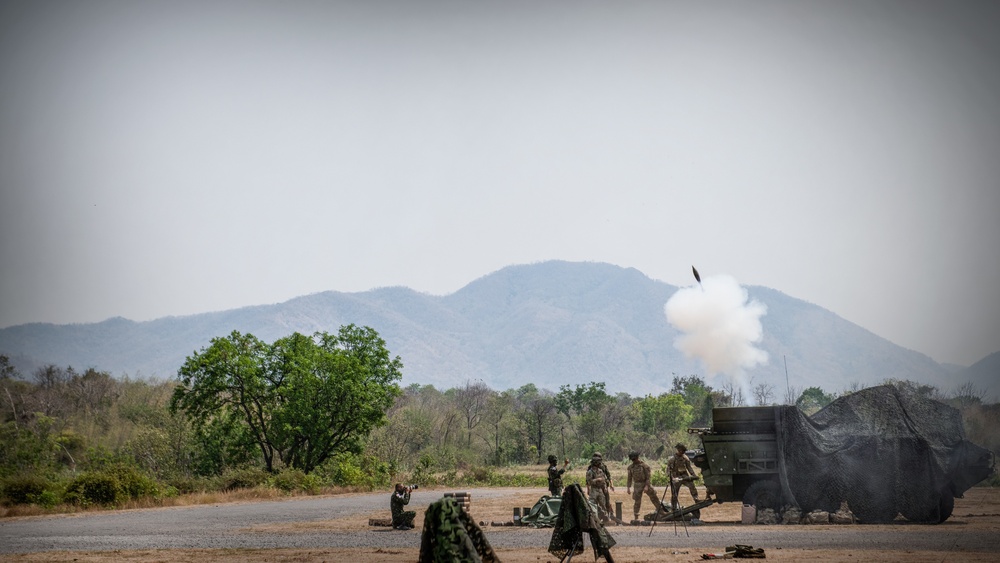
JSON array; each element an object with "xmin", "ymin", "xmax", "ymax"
[{"xmin": 2, "ymin": 1, "xmax": 998, "ymax": 367}]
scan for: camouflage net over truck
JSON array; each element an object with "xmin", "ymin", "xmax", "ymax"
[
  {"xmin": 693, "ymin": 385, "xmax": 994, "ymax": 523},
  {"xmin": 775, "ymin": 385, "xmax": 994, "ymax": 523}
]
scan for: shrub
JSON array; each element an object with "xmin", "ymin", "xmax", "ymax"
[
  {"xmin": 270, "ymin": 468, "xmax": 309, "ymax": 493},
  {"xmin": 318, "ymin": 453, "xmax": 392, "ymax": 489},
  {"xmin": 167, "ymin": 475, "xmax": 212, "ymax": 495},
  {"xmin": 220, "ymin": 467, "xmax": 270, "ymax": 491},
  {"xmin": 409, "ymin": 453, "xmax": 436, "ymax": 486},
  {"xmin": 466, "ymin": 466, "xmax": 494, "ymax": 483},
  {"xmin": 1, "ymin": 474, "xmax": 49, "ymax": 505},
  {"xmin": 103, "ymin": 463, "xmax": 159, "ymax": 499},
  {"xmin": 66, "ymin": 472, "xmax": 124, "ymax": 506},
  {"xmin": 35, "ymin": 489, "xmax": 61, "ymax": 508}
]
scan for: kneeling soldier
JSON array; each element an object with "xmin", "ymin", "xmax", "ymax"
[{"xmin": 391, "ymin": 483, "xmax": 416, "ymax": 530}]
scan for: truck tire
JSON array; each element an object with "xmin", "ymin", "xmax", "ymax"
[
  {"xmin": 846, "ymin": 469, "xmax": 898, "ymax": 524},
  {"xmin": 850, "ymin": 500, "xmax": 897, "ymax": 523},
  {"xmin": 743, "ymin": 480, "xmax": 783, "ymax": 511},
  {"xmin": 937, "ymin": 489, "xmax": 955, "ymax": 523},
  {"xmin": 900, "ymin": 486, "xmax": 955, "ymax": 524}
]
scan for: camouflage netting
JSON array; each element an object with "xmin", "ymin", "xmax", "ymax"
[
  {"xmin": 775, "ymin": 385, "xmax": 994, "ymax": 523},
  {"xmin": 419, "ymin": 497, "xmax": 500, "ymax": 563},
  {"xmin": 548, "ymin": 484, "xmax": 616, "ymax": 561}
]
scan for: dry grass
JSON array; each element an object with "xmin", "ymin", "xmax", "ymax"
[{"xmin": 0, "ymin": 485, "xmax": 373, "ymax": 519}]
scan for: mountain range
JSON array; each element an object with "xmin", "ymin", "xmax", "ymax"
[{"xmin": 0, "ymin": 261, "xmax": 995, "ymax": 399}]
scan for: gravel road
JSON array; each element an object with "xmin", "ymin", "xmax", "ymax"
[{"xmin": 2, "ymin": 489, "xmax": 997, "ymax": 555}]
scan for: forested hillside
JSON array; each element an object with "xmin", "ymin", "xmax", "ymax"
[{"xmin": 0, "ymin": 261, "xmax": 960, "ymax": 396}]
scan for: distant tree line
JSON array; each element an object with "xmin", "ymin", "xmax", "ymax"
[{"xmin": 1, "ymin": 327, "xmax": 997, "ymax": 510}]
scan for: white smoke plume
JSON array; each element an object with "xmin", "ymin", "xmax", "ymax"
[{"xmin": 664, "ymin": 274, "xmax": 768, "ymax": 393}]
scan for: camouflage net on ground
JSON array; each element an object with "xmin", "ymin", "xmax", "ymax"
[{"xmin": 775, "ymin": 385, "xmax": 993, "ymax": 523}]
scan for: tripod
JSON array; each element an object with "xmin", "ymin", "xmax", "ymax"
[
  {"xmin": 672, "ymin": 489, "xmax": 690, "ymax": 537},
  {"xmin": 649, "ymin": 479, "xmax": 689, "ymax": 537},
  {"xmin": 559, "ymin": 536, "xmax": 581, "ymax": 563}
]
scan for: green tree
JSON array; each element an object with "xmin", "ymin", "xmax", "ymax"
[
  {"xmin": 554, "ymin": 382, "xmax": 613, "ymax": 420},
  {"xmin": 516, "ymin": 385, "xmax": 559, "ymax": 463},
  {"xmin": 670, "ymin": 375, "xmax": 715, "ymax": 427},
  {"xmin": 630, "ymin": 393, "xmax": 693, "ymax": 438},
  {"xmin": 795, "ymin": 386, "xmax": 834, "ymax": 413},
  {"xmin": 171, "ymin": 325, "xmax": 402, "ymax": 473},
  {"xmin": 554, "ymin": 382, "xmax": 617, "ymax": 455},
  {"xmin": 0, "ymin": 355, "xmax": 18, "ymax": 380}
]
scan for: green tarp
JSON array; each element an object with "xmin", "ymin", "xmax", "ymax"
[{"xmin": 519, "ymin": 495, "xmax": 562, "ymax": 528}]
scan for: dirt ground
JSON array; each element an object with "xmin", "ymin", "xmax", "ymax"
[
  {"xmin": 7, "ymin": 546, "xmax": 999, "ymax": 563},
  {"xmin": 5, "ymin": 486, "xmax": 999, "ymax": 563}
]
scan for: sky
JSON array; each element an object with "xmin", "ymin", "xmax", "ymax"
[{"xmin": 1, "ymin": 1, "xmax": 998, "ymax": 368}]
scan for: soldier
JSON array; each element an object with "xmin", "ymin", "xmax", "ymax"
[
  {"xmin": 547, "ymin": 454, "xmax": 570, "ymax": 496},
  {"xmin": 390, "ymin": 483, "xmax": 416, "ymax": 530},
  {"xmin": 667, "ymin": 443, "xmax": 701, "ymax": 510},
  {"xmin": 626, "ymin": 451, "xmax": 664, "ymax": 521},
  {"xmin": 586, "ymin": 452, "xmax": 616, "ymax": 524}
]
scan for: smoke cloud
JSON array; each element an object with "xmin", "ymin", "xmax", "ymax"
[{"xmin": 665, "ymin": 274, "xmax": 769, "ymax": 388}]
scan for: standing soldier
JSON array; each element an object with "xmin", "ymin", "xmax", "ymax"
[
  {"xmin": 547, "ymin": 454, "xmax": 570, "ymax": 496},
  {"xmin": 585, "ymin": 453, "xmax": 615, "ymax": 525},
  {"xmin": 626, "ymin": 451, "xmax": 664, "ymax": 521},
  {"xmin": 667, "ymin": 443, "xmax": 701, "ymax": 510}
]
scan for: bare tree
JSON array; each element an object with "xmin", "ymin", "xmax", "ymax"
[
  {"xmin": 951, "ymin": 381, "xmax": 986, "ymax": 408},
  {"xmin": 522, "ymin": 392, "xmax": 558, "ymax": 463},
  {"xmin": 479, "ymin": 391, "xmax": 513, "ymax": 465},
  {"xmin": 753, "ymin": 382, "xmax": 775, "ymax": 406},
  {"xmin": 454, "ymin": 379, "xmax": 492, "ymax": 447},
  {"xmin": 720, "ymin": 381, "xmax": 746, "ymax": 407},
  {"xmin": 31, "ymin": 365, "xmax": 71, "ymax": 417},
  {"xmin": 68, "ymin": 368, "xmax": 118, "ymax": 415},
  {"xmin": 843, "ymin": 381, "xmax": 865, "ymax": 395},
  {"xmin": 783, "ymin": 385, "xmax": 801, "ymax": 406}
]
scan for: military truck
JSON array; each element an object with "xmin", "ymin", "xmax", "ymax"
[
  {"xmin": 687, "ymin": 406, "xmax": 784, "ymax": 512},
  {"xmin": 687, "ymin": 385, "xmax": 995, "ymax": 523}
]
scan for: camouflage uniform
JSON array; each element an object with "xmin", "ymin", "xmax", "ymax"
[
  {"xmin": 547, "ymin": 457, "xmax": 567, "ymax": 497},
  {"xmin": 391, "ymin": 488, "xmax": 416, "ymax": 529},
  {"xmin": 626, "ymin": 457, "xmax": 662, "ymax": 519},
  {"xmin": 586, "ymin": 463, "xmax": 612, "ymax": 524},
  {"xmin": 667, "ymin": 450, "xmax": 700, "ymax": 509}
]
